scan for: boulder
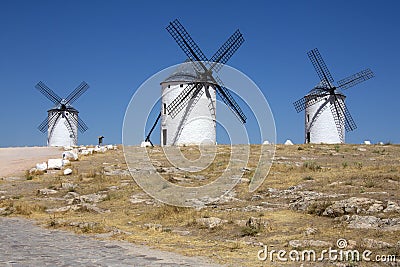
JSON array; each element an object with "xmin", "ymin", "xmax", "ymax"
[
  {"xmin": 262, "ymin": 140, "xmax": 270, "ymax": 145},
  {"xmin": 384, "ymin": 201, "xmax": 400, "ymax": 213},
  {"xmin": 61, "ymin": 182, "xmax": 76, "ymax": 189},
  {"xmin": 38, "ymin": 188, "xmax": 58, "ymax": 195},
  {"xmin": 94, "ymin": 146, "xmax": 107, "ymax": 153},
  {"xmin": 48, "ymin": 159, "xmax": 64, "ymax": 170},
  {"xmin": 141, "ymin": 141, "xmax": 152, "ymax": 147},
  {"xmin": 284, "ymin": 139, "xmax": 294, "ymax": 145},
  {"xmin": 63, "ymin": 168, "xmax": 73, "ymax": 175},
  {"xmin": 36, "ymin": 162, "xmax": 47, "ymax": 171},
  {"xmin": 322, "ymin": 197, "xmax": 384, "ymax": 217},
  {"xmin": 62, "ymin": 151, "xmax": 78, "ymax": 161},
  {"xmin": 80, "ymin": 150, "xmax": 90, "ymax": 156},
  {"xmin": 364, "ymin": 140, "xmax": 371, "ymax": 145},
  {"xmin": 106, "ymin": 145, "xmax": 114, "ymax": 150},
  {"xmin": 62, "ymin": 159, "xmax": 70, "ymax": 166},
  {"xmin": 362, "ymin": 238, "xmax": 393, "ymax": 249}
]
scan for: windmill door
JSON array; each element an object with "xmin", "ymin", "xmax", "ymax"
[{"xmin": 162, "ymin": 129, "xmax": 167, "ymax": 146}]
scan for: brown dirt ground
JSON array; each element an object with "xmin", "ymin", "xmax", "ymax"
[{"xmin": 0, "ymin": 147, "xmax": 62, "ymax": 177}]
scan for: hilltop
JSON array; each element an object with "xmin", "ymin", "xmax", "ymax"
[{"xmin": 0, "ymin": 144, "xmax": 399, "ymax": 266}]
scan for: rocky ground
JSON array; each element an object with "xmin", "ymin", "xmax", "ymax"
[{"xmin": 0, "ymin": 144, "xmax": 399, "ymax": 266}]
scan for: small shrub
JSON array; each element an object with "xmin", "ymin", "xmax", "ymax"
[
  {"xmin": 303, "ymin": 176, "xmax": 314, "ymax": 181},
  {"xmin": 353, "ymin": 162, "xmax": 363, "ymax": 169},
  {"xmin": 334, "ymin": 145, "xmax": 340, "ymax": 152},
  {"xmin": 342, "ymin": 162, "xmax": 348, "ymax": 168},
  {"xmin": 241, "ymin": 226, "xmax": 260, "ymax": 237},
  {"xmin": 364, "ymin": 178, "xmax": 375, "ymax": 188},
  {"xmin": 303, "ymin": 161, "xmax": 322, "ymax": 171},
  {"xmin": 297, "ymin": 146, "xmax": 304, "ymax": 150}
]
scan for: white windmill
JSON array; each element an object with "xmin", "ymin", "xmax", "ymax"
[
  {"xmin": 36, "ymin": 81, "xmax": 89, "ymax": 147},
  {"xmin": 144, "ymin": 19, "xmax": 246, "ymax": 146},
  {"xmin": 294, "ymin": 48, "xmax": 374, "ymax": 144}
]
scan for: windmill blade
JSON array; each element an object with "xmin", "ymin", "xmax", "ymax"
[
  {"xmin": 293, "ymin": 89, "xmax": 330, "ymax": 113},
  {"xmin": 68, "ymin": 114, "xmax": 89, "ymax": 133},
  {"xmin": 209, "ymin": 30, "xmax": 244, "ymax": 73},
  {"xmin": 329, "ymin": 99, "xmax": 345, "ymax": 141},
  {"xmin": 331, "ymin": 95, "xmax": 357, "ymax": 132},
  {"xmin": 47, "ymin": 112, "xmax": 63, "ymax": 139},
  {"xmin": 166, "ymin": 19, "xmax": 209, "ymax": 73},
  {"xmin": 64, "ymin": 81, "xmax": 89, "ymax": 105},
  {"xmin": 307, "ymin": 48, "xmax": 334, "ymax": 86},
  {"xmin": 166, "ymin": 83, "xmax": 202, "ymax": 118},
  {"xmin": 77, "ymin": 116, "xmax": 89, "ymax": 133},
  {"xmin": 337, "ymin": 68, "xmax": 374, "ymax": 90},
  {"xmin": 64, "ymin": 119, "xmax": 76, "ymax": 137},
  {"xmin": 145, "ymin": 112, "xmax": 162, "ymax": 146},
  {"xmin": 38, "ymin": 117, "xmax": 49, "ymax": 133},
  {"xmin": 334, "ymin": 95, "xmax": 357, "ymax": 132},
  {"xmin": 37, "ymin": 112, "xmax": 59, "ymax": 133},
  {"xmin": 213, "ymin": 84, "xmax": 246, "ymax": 123},
  {"xmin": 35, "ymin": 81, "xmax": 62, "ymax": 105}
]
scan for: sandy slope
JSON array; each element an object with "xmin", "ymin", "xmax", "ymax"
[{"xmin": 0, "ymin": 147, "xmax": 62, "ymax": 177}]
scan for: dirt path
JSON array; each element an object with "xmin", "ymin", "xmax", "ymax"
[{"xmin": 0, "ymin": 147, "xmax": 62, "ymax": 177}]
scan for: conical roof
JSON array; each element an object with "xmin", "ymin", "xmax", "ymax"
[
  {"xmin": 306, "ymin": 81, "xmax": 344, "ymax": 97},
  {"xmin": 162, "ymin": 62, "xmax": 199, "ymax": 84}
]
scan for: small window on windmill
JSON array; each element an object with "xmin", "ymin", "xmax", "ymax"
[
  {"xmin": 180, "ymin": 84, "xmax": 183, "ymax": 87},
  {"xmin": 163, "ymin": 103, "xmax": 167, "ymax": 115},
  {"xmin": 168, "ymin": 85, "xmax": 170, "ymax": 88},
  {"xmin": 307, "ymin": 114, "xmax": 310, "ymax": 122}
]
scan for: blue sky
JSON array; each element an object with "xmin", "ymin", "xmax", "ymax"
[{"xmin": 0, "ymin": 0, "xmax": 399, "ymax": 147}]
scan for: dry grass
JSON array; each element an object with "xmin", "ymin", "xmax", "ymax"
[{"xmin": 0, "ymin": 144, "xmax": 399, "ymax": 266}]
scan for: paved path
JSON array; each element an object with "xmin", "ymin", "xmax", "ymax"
[{"xmin": 0, "ymin": 217, "xmax": 222, "ymax": 267}]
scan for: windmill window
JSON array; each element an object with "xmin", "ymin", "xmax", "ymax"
[
  {"xmin": 163, "ymin": 103, "xmax": 167, "ymax": 115},
  {"xmin": 180, "ymin": 84, "xmax": 183, "ymax": 87},
  {"xmin": 168, "ymin": 85, "xmax": 170, "ymax": 88},
  {"xmin": 307, "ymin": 114, "xmax": 309, "ymax": 122}
]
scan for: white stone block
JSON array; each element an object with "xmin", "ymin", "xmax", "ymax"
[
  {"xmin": 48, "ymin": 159, "xmax": 64, "ymax": 170},
  {"xmin": 62, "ymin": 151, "xmax": 78, "ymax": 161},
  {"xmin": 284, "ymin": 139, "xmax": 294, "ymax": 145},
  {"xmin": 263, "ymin": 140, "xmax": 270, "ymax": 145},
  {"xmin": 63, "ymin": 168, "xmax": 73, "ymax": 175},
  {"xmin": 106, "ymin": 145, "xmax": 113, "ymax": 150},
  {"xmin": 80, "ymin": 150, "xmax": 90, "ymax": 156},
  {"xmin": 141, "ymin": 141, "xmax": 152, "ymax": 147},
  {"xmin": 364, "ymin": 140, "xmax": 371, "ymax": 145},
  {"xmin": 36, "ymin": 162, "xmax": 48, "ymax": 171}
]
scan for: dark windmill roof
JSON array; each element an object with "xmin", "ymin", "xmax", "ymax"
[
  {"xmin": 48, "ymin": 103, "xmax": 79, "ymax": 113},
  {"xmin": 306, "ymin": 81, "xmax": 345, "ymax": 97},
  {"xmin": 162, "ymin": 62, "xmax": 199, "ymax": 84}
]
